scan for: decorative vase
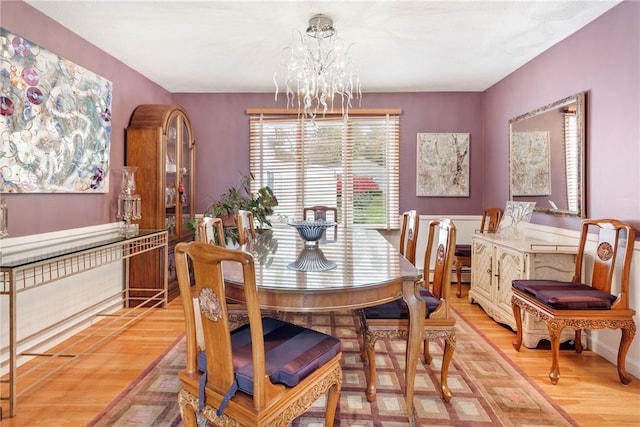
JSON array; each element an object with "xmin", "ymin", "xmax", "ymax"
[
  {"xmin": 497, "ymin": 201, "xmax": 536, "ymax": 238},
  {"xmin": 116, "ymin": 166, "xmax": 142, "ymax": 237}
]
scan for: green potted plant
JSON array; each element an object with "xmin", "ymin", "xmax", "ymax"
[{"xmin": 194, "ymin": 173, "xmax": 278, "ymax": 244}]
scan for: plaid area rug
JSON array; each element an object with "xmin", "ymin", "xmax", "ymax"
[{"xmin": 88, "ymin": 310, "xmax": 578, "ymax": 427}]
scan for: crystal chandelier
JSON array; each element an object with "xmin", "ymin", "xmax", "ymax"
[{"xmin": 275, "ymin": 14, "xmax": 361, "ymax": 119}]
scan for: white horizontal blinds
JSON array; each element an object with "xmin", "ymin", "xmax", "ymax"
[
  {"xmin": 249, "ymin": 113, "xmax": 400, "ymax": 229},
  {"xmin": 383, "ymin": 116, "xmax": 400, "ymax": 228},
  {"xmin": 303, "ymin": 117, "xmax": 345, "ymax": 222},
  {"xmin": 564, "ymin": 112, "xmax": 579, "ymax": 212},
  {"xmin": 249, "ymin": 116, "xmax": 301, "ymax": 220},
  {"xmin": 347, "ymin": 115, "xmax": 400, "ymax": 228}
]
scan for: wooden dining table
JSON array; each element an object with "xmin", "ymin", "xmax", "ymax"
[{"xmin": 222, "ymin": 225, "xmax": 424, "ymax": 420}]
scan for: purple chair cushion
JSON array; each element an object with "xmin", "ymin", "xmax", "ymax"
[
  {"xmin": 454, "ymin": 244, "xmax": 471, "ymax": 258},
  {"xmin": 513, "ymin": 279, "xmax": 585, "ymax": 296},
  {"xmin": 513, "ymin": 279, "xmax": 616, "ymax": 310},
  {"xmin": 362, "ymin": 288, "xmax": 440, "ymax": 319},
  {"xmin": 197, "ymin": 317, "xmax": 341, "ymax": 395}
]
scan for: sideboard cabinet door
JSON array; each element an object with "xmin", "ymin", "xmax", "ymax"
[{"xmin": 470, "ymin": 238, "xmax": 493, "ymax": 307}]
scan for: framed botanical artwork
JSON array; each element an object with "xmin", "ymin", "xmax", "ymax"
[
  {"xmin": 510, "ymin": 131, "xmax": 551, "ymax": 196},
  {"xmin": 0, "ymin": 28, "xmax": 112, "ymax": 193},
  {"xmin": 416, "ymin": 133, "xmax": 469, "ymax": 197}
]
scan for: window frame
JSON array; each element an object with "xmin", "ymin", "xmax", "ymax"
[{"xmin": 247, "ymin": 109, "xmax": 401, "ymax": 229}]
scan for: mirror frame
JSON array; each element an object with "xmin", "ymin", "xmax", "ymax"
[{"xmin": 509, "ymin": 92, "xmax": 586, "ymax": 218}]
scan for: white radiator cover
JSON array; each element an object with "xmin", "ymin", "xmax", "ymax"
[{"xmin": 1, "ymin": 223, "xmax": 125, "ymax": 375}]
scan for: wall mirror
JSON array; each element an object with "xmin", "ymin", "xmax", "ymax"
[{"xmin": 509, "ymin": 92, "xmax": 586, "ymax": 218}]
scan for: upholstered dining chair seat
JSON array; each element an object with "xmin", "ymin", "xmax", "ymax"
[
  {"xmin": 196, "ymin": 317, "xmax": 341, "ymax": 413},
  {"xmin": 362, "ymin": 288, "xmax": 440, "ymax": 319},
  {"xmin": 454, "ymin": 244, "xmax": 471, "ymax": 258},
  {"xmin": 512, "ymin": 280, "xmax": 616, "ymax": 310}
]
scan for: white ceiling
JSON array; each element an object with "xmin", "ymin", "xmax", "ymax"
[{"xmin": 25, "ymin": 0, "xmax": 621, "ymax": 93}]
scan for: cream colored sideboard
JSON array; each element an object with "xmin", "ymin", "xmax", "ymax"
[{"xmin": 469, "ymin": 232, "xmax": 584, "ymax": 348}]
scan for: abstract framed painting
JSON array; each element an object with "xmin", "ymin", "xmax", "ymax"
[
  {"xmin": 416, "ymin": 132, "xmax": 469, "ymax": 197},
  {"xmin": 0, "ymin": 28, "xmax": 112, "ymax": 193}
]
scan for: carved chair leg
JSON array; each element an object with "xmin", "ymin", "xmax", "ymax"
[
  {"xmin": 440, "ymin": 333, "xmax": 456, "ymax": 402},
  {"xmin": 617, "ymin": 324, "xmax": 636, "ymax": 385},
  {"xmin": 511, "ymin": 300, "xmax": 524, "ymax": 351},
  {"xmin": 547, "ymin": 321, "xmax": 564, "ymax": 385},
  {"xmin": 423, "ymin": 338, "xmax": 433, "ymax": 365},
  {"xmin": 359, "ymin": 349, "xmax": 367, "ymax": 362},
  {"xmin": 178, "ymin": 389, "xmax": 198, "ymax": 427},
  {"xmin": 574, "ymin": 329, "xmax": 584, "ymax": 353},
  {"xmin": 455, "ymin": 260, "xmax": 463, "ymax": 298},
  {"xmin": 357, "ymin": 310, "xmax": 369, "ymax": 362},
  {"xmin": 325, "ymin": 378, "xmax": 342, "ymax": 426},
  {"xmin": 362, "ymin": 332, "xmax": 378, "ymax": 402}
]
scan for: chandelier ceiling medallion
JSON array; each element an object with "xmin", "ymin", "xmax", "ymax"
[{"xmin": 275, "ymin": 14, "xmax": 362, "ymax": 120}]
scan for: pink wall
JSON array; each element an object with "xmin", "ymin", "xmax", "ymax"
[
  {"xmin": 172, "ymin": 92, "xmax": 484, "ymax": 215},
  {"xmin": 483, "ymin": 1, "xmax": 640, "ymax": 232},
  {"xmin": 2, "ymin": 1, "xmax": 638, "ymax": 237},
  {"xmin": 1, "ymin": 1, "xmax": 171, "ymax": 237}
]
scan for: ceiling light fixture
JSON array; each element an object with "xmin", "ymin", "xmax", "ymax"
[{"xmin": 274, "ymin": 14, "xmax": 361, "ymax": 120}]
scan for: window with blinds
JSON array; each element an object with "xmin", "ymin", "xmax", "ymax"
[{"xmin": 249, "ymin": 113, "xmax": 400, "ymax": 229}]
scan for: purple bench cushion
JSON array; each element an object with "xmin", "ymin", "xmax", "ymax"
[
  {"xmin": 197, "ymin": 317, "xmax": 341, "ymax": 395},
  {"xmin": 513, "ymin": 279, "xmax": 616, "ymax": 310},
  {"xmin": 363, "ymin": 288, "xmax": 440, "ymax": 319},
  {"xmin": 454, "ymin": 244, "xmax": 471, "ymax": 258}
]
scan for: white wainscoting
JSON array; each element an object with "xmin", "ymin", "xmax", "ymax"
[{"xmin": 0, "ymin": 223, "xmax": 125, "ymax": 375}]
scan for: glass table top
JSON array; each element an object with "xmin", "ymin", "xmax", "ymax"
[{"xmin": 225, "ymin": 225, "xmax": 420, "ymax": 292}]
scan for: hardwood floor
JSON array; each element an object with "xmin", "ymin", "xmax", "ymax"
[
  {"xmin": 453, "ymin": 285, "xmax": 640, "ymax": 427},
  {"xmin": 2, "ymin": 284, "xmax": 639, "ymax": 426}
]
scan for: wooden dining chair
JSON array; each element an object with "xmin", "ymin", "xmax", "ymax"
[
  {"xmin": 303, "ymin": 205, "xmax": 338, "ymax": 223},
  {"xmin": 198, "ymin": 216, "xmax": 226, "ymax": 247},
  {"xmin": 235, "ymin": 209, "xmax": 256, "ymax": 245},
  {"xmin": 303, "ymin": 205, "xmax": 338, "ymax": 242},
  {"xmin": 175, "ymin": 241, "xmax": 343, "ymax": 426},
  {"xmin": 400, "ymin": 210, "xmax": 419, "ymax": 265},
  {"xmin": 454, "ymin": 207, "xmax": 502, "ymax": 297},
  {"xmin": 358, "ymin": 218, "xmax": 457, "ymax": 402},
  {"xmin": 197, "ymin": 216, "xmax": 252, "ymax": 329},
  {"xmin": 512, "ymin": 218, "xmax": 636, "ymax": 385}
]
